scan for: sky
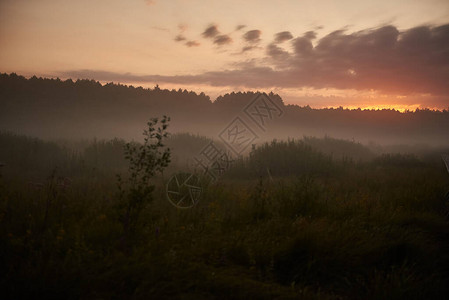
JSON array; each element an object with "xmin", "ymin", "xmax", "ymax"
[{"xmin": 0, "ymin": 0, "xmax": 448, "ymax": 110}]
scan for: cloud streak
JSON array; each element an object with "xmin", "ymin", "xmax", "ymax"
[
  {"xmin": 213, "ymin": 34, "xmax": 232, "ymax": 45},
  {"xmin": 274, "ymin": 31, "xmax": 293, "ymax": 43},
  {"xmin": 185, "ymin": 40, "xmax": 200, "ymax": 47},
  {"xmin": 174, "ymin": 34, "xmax": 186, "ymax": 42},
  {"xmin": 235, "ymin": 25, "xmax": 246, "ymax": 31}
]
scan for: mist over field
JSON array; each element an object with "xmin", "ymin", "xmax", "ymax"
[{"xmin": 2, "ymin": 0, "xmax": 449, "ymax": 299}]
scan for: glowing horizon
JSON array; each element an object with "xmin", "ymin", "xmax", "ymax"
[{"xmin": 6, "ymin": 72, "xmax": 446, "ymax": 113}]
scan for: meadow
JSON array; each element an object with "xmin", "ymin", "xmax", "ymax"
[{"xmin": 1, "ymin": 129, "xmax": 449, "ymax": 299}]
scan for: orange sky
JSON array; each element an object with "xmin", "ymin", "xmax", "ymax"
[{"xmin": 0, "ymin": 0, "xmax": 448, "ymax": 110}]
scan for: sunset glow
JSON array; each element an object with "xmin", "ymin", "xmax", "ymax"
[
  {"xmin": 342, "ymin": 104, "xmax": 423, "ymax": 112},
  {"xmin": 1, "ymin": 0, "xmax": 448, "ymax": 108}
]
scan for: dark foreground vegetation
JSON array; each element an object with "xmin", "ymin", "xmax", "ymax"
[{"xmin": 1, "ymin": 130, "xmax": 449, "ymax": 299}]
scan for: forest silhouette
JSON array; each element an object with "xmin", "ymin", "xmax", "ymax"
[{"xmin": 1, "ymin": 73, "xmax": 448, "ymax": 146}]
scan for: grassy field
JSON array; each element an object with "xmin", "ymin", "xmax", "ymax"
[{"xmin": 1, "ymin": 131, "xmax": 449, "ymax": 299}]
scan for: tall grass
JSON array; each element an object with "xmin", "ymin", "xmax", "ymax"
[{"xmin": 1, "ymin": 132, "xmax": 449, "ymax": 299}]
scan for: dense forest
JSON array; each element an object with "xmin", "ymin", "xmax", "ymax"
[{"xmin": 1, "ymin": 73, "xmax": 449, "ymax": 145}]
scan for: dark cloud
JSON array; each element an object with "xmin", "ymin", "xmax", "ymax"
[
  {"xmin": 236, "ymin": 25, "xmax": 246, "ymax": 31},
  {"xmin": 202, "ymin": 24, "xmax": 232, "ymax": 47},
  {"xmin": 274, "ymin": 31, "xmax": 293, "ymax": 43},
  {"xmin": 243, "ymin": 30, "xmax": 262, "ymax": 43},
  {"xmin": 185, "ymin": 40, "xmax": 200, "ymax": 47},
  {"xmin": 175, "ymin": 24, "xmax": 195, "ymax": 47},
  {"xmin": 292, "ymin": 37, "xmax": 313, "ymax": 56},
  {"xmin": 240, "ymin": 45, "xmax": 262, "ymax": 53},
  {"xmin": 63, "ymin": 24, "xmax": 449, "ymax": 96},
  {"xmin": 241, "ymin": 46, "xmax": 255, "ymax": 52},
  {"xmin": 202, "ymin": 25, "xmax": 220, "ymax": 38},
  {"xmin": 174, "ymin": 34, "xmax": 186, "ymax": 42},
  {"xmin": 266, "ymin": 43, "xmax": 289, "ymax": 60},
  {"xmin": 214, "ymin": 34, "xmax": 232, "ymax": 46},
  {"xmin": 290, "ymin": 31, "xmax": 316, "ymax": 55},
  {"xmin": 304, "ymin": 31, "xmax": 317, "ymax": 40}
]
